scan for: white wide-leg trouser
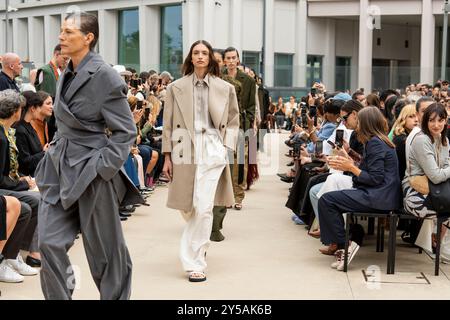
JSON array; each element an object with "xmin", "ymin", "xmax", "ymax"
[{"xmin": 180, "ymin": 132, "xmax": 227, "ymax": 273}]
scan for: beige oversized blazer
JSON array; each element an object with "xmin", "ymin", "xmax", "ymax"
[{"xmin": 162, "ymin": 73, "xmax": 240, "ymax": 212}]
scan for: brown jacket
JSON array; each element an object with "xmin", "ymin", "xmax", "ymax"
[{"xmin": 162, "ymin": 73, "xmax": 240, "ymax": 211}]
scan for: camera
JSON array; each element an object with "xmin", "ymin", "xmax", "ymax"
[{"xmin": 130, "ymin": 78, "xmax": 142, "ymax": 89}]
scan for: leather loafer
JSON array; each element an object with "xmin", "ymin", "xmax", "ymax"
[
  {"xmin": 25, "ymin": 256, "xmax": 41, "ymax": 268},
  {"xmin": 319, "ymin": 243, "xmax": 338, "ymax": 255},
  {"xmin": 119, "ymin": 212, "xmax": 132, "ymax": 218},
  {"xmin": 281, "ymin": 176, "xmax": 294, "ymax": 183}
]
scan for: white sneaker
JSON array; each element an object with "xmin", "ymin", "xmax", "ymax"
[
  {"xmin": 337, "ymin": 242, "xmax": 360, "ymax": 271},
  {"xmin": 331, "ymin": 250, "xmax": 344, "ymax": 269},
  {"xmin": 0, "ymin": 260, "xmax": 24, "ymax": 283},
  {"xmin": 7, "ymin": 254, "xmax": 39, "ymax": 276}
]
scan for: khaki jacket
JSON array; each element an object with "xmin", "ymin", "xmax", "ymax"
[{"xmin": 162, "ymin": 73, "xmax": 240, "ymax": 211}]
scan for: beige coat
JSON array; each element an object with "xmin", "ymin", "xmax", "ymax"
[{"xmin": 162, "ymin": 73, "xmax": 240, "ymax": 211}]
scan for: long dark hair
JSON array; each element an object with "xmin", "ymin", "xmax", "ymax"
[
  {"xmin": 181, "ymin": 40, "xmax": 220, "ymax": 77},
  {"xmin": 421, "ymin": 102, "xmax": 448, "ymax": 146},
  {"xmin": 357, "ymin": 106, "xmax": 395, "ymax": 148}
]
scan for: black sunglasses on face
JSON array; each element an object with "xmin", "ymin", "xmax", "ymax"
[{"xmin": 342, "ymin": 114, "xmax": 350, "ymax": 122}]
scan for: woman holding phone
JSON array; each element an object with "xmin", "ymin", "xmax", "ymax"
[{"xmin": 317, "ymin": 107, "xmax": 401, "ymax": 270}]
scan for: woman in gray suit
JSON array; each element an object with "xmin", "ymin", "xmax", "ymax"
[{"xmin": 35, "ymin": 12, "xmax": 142, "ymax": 300}]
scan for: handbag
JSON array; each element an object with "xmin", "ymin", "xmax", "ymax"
[{"xmin": 407, "ymin": 132, "xmax": 430, "ymax": 195}]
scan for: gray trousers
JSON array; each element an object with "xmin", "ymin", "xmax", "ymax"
[
  {"xmin": 38, "ymin": 176, "xmax": 132, "ymax": 300},
  {"xmin": 0, "ymin": 190, "xmax": 39, "ymax": 258}
]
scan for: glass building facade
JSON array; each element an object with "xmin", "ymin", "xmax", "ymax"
[
  {"xmin": 118, "ymin": 9, "xmax": 140, "ymax": 72},
  {"xmin": 160, "ymin": 5, "xmax": 183, "ymax": 78}
]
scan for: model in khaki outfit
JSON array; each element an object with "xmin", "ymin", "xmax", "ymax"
[
  {"xmin": 162, "ymin": 40, "xmax": 240, "ymax": 282},
  {"xmin": 222, "ymin": 47, "xmax": 256, "ymax": 210}
]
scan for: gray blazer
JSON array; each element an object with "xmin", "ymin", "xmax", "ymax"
[{"xmin": 35, "ymin": 51, "xmax": 143, "ymax": 210}]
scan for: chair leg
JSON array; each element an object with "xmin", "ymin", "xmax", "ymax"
[
  {"xmin": 376, "ymin": 218, "xmax": 382, "ymax": 252},
  {"xmin": 388, "ymin": 214, "xmax": 397, "ymax": 275},
  {"xmin": 368, "ymin": 217, "xmax": 375, "ymax": 235},
  {"xmin": 435, "ymin": 218, "xmax": 442, "ymax": 276},
  {"xmin": 344, "ymin": 214, "xmax": 351, "ymax": 272}
]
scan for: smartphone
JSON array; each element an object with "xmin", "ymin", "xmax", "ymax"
[
  {"xmin": 309, "ymin": 106, "xmax": 317, "ymax": 118},
  {"xmin": 327, "ymin": 140, "xmax": 336, "ymax": 149},
  {"xmin": 311, "ymin": 88, "xmax": 317, "ymax": 96},
  {"xmin": 335, "ymin": 129, "xmax": 344, "ymax": 148},
  {"xmin": 315, "ymin": 140, "xmax": 323, "ymax": 156},
  {"xmin": 301, "ymin": 114, "xmax": 308, "ymax": 128},
  {"xmin": 158, "ymin": 78, "xmax": 163, "ymax": 85},
  {"xmin": 136, "ymin": 100, "xmax": 143, "ymax": 110}
]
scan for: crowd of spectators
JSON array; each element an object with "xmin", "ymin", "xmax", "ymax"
[{"xmin": 279, "ymin": 80, "xmax": 450, "ymax": 270}]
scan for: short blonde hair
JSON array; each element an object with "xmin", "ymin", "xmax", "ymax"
[{"xmin": 392, "ymin": 104, "xmax": 416, "ymax": 137}]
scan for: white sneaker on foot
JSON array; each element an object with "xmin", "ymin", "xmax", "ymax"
[
  {"xmin": 0, "ymin": 260, "xmax": 24, "ymax": 283},
  {"xmin": 7, "ymin": 254, "xmax": 39, "ymax": 276},
  {"xmin": 331, "ymin": 250, "xmax": 344, "ymax": 269},
  {"xmin": 337, "ymin": 242, "xmax": 360, "ymax": 271}
]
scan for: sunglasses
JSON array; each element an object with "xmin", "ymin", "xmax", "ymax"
[{"xmin": 342, "ymin": 114, "xmax": 350, "ymax": 122}]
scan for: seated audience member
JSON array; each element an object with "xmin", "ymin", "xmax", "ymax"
[
  {"xmin": 318, "ymin": 107, "xmax": 401, "ymax": 271},
  {"xmin": 308, "ymin": 100, "xmax": 365, "ymax": 241},
  {"xmin": 0, "ymin": 89, "xmax": 40, "ymax": 278},
  {"xmin": 403, "ymin": 103, "xmax": 450, "ymax": 257},
  {"xmin": 29, "ymin": 92, "xmax": 54, "ymax": 148},
  {"xmin": 274, "ymin": 97, "xmax": 285, "ymax": 132},
  {"xmin": 15, "ymin": 91, "xmax": 52, "ymax": 177},
  {"xmin": 391, "ymin": 105, "xmax": 419, "ymax": 181},
  {"xmin": 0, "ymin": 195, "xmax": 22, "ymax": 282},
  {"xmin": 280, "ymin": 98, "xmax": 343, "ymax": 182},
  {"xmin": 128, "ymin": 95, "xmax": 158, "ymax": 190},
  {"xmin": 366, "ymin": 93, "xmax": 381, "ymax": 109}
]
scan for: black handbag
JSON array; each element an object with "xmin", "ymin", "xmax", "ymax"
[
  {"xmin": 424, "ymin": 180, "xmax": 450, "ymax": 214},
  {"xmin": 422, "ymin": 141, "xmax": 450, "ymax": 214}
]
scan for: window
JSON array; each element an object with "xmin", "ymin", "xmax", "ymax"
[
  {"xmin": 242, "ymin": 51, "xmax": 260, "ymax": 75},
  {"xmin": 274, "ymin": 53, "xmax": 293, "ymax": 87},
  {"xmin": 306, "ymin": 55, "xmax": 323, "ymax": 87},
  {"xmin": 335, "ymin": 57, "xmax": 351, "ymax": 92},
  {"xmin": 118, "ymin": 9, "xmax": 140, "ymax": 71},
  {"xmin": 160, "ymin": 5, "xmax": 183, "ymax": 79}
]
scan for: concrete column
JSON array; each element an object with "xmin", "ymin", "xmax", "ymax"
[
  {"xmin": 44, "ymin": 15, "xmax": 61, "ymax": 63},
  {"xmin": 13, "ymin": 18, "xmax": 29, "ymax": 59},
  {"xmin": 201, "ymin": 0, "xmax": 215, "ymax": 44},
  {"xmin": 351, "ymin": 20, "xmax": 359, "ymax": 91},
  {"xmin": 420, "ymin": 0, "xmax": 435, "ymax": 84},
  {"xmin": 264, "ymin": 0, "xmax": 274, "ymax": 87},
  {"xmin": 139, "ymin": 5, "xmax": 160, "ymax": 72},
  {"xmin": 358, "ymin": 0, "xmax": 373, "ymax": 92},
  {"xmin": 294, "ymin": 0, "xmax": 307, "ymax": 87},
  {"xmin": 28, "ymin": 16, "xmax": 45, "ymax": 67},
  {"xmin": 0, "ymin": 19, "xmax": 5, "ymax": 54},
  {"xmin": 98, "ymin": 9, "xmax": 118, "ymax": 65},
  {"xmin": 182, "ymin": 0, "xmax": 196, "ymax": 57},
  {"xmin": 229, "ymin": 0, "xmax": 242, "ymax": 55},
  {"xmin": 323, "ymin": 19, "xmax": 336, "ymax": 91}
]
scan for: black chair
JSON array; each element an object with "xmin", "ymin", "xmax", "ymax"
[
  {"xmin": 343, "ymin": 211, "xmax": 398, "ymax": 274},
  {"xmin": 434, "ymin": 213, "xmax": 450, "ymax": 276}
]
